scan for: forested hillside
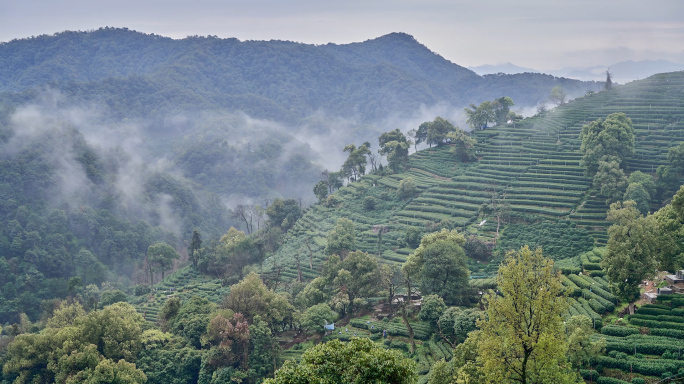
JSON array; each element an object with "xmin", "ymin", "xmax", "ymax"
[{"xmin": 0, "ymin": 28, "xmax": 600, "ymax": 123}]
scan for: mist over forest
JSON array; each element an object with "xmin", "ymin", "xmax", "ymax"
[{"xmin": 9, "ymin": 23, "xmax": 683, "ymax": 384}]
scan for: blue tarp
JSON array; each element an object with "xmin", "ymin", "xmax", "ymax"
[{"xmin": 324, "ymin": 323, "xmax": 335, "ymax": 330}]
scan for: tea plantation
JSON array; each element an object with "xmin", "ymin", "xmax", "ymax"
[{"xmin": 267, "ymin": 71, "xmax": 684, "ymax": 281}]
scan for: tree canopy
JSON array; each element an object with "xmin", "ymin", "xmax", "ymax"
[
  {"xmin": 475, "ymin": 246, "xmax": 575, "ymax": 384},
  {"xmin": 263, "ymin": 338, "xmax": 417, "ymax": 384},
  {"xmin": 579, "ymin": 112, "xmax": 635, "ymax": 177}
]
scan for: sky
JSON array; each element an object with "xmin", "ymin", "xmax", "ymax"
[{"xmin": 0, "ymin": 0, "xmax": 682, "ymax": 69}]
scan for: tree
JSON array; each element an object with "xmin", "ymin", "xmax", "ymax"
[
  {"xmin": 266, "ymin": 199, "xmax": 302, "ymax": 230},
  {"xmin": 419, "ymin": 294, "xmax": 446, "ymax": 326},
  {"xmin": 492, "ymin": 97, "xmax": 515, "ymax": 125},
  {"xmin": 397, "ymin": 177, "xmax": 417, "ymax": 199},
  {"xmin": 602, "ymin": 200, "xmax": 658, "ymax": 308},
  {"xmin": 223, "ymin": 273, "xmax": 294, "ymax": 328},
  {"xmin": 341, "ymin": 143, "xmax": 371, "ymax": 182},
  {"xmin": 188, "ymin": 230, "xmax": 202, "ymax": 268},
  {"xmin": 653, "ymin": 186, "xmax": 684, "ymax": 272},
  {"xmin": 446, "ymin": 127, "xmax": 477, "ymax": 162},
  {"xmin": 414, "ymin": 122, "xmax": 429, "ymax": 148},
  {"xmin": 263, "ymin": 338, "xmax": 417, "ymax": 384},
  {"xmin": 378, "ymin": 129, "xmax": 411, "ymax": 172},
  {"xmin": 430, "ymin": 334, "xmax": 483, "ymax": 384},
  {"xmin": 324, "ymin": 218, "xmax": 355, "ymax": 258},
  {"xmin": 300, "ymin": 303, "xmax": 337, "ymax": 335},
  {"xmin": 324, "ymin": 171, "xmax": 343, "ymax": 194},
  {"xmin": 463, "ymin": 235, "xmax": 491, "ymax": 262},
  {"xmin": 147, "ymin": 242, "xmax": 180, "ymax": 282},
  {"xmin": 403, "ymin": 229, "xmax": 470, "ymax": 305},
  {"xmin": 426, "ymin": 117, "xmax": 456, "ymax": 146},
  {"xmin": 549, "ymin": 86, "xmax": 567, "ymax": 106},
  {"xmin": 604, "ymin": 70, "xmax": 613, "ymax": 90},
  {"xmin": 477, "ymin": 246, "xmax": 575, "ymax": 384},
  {"xmin": 333, "ymin": 250, "xmax": 380, "ymax": 312},
  {"xmin": 628, "ymin": 171, "xmax": 656, "ymax": 196},
  {"xmin": 313, "ymin": 181, "xmax": 328, "ymax": 202},
  {"xmin": 593, "ymin": 160, "xmax": 628, "ymax": 205},
  {"xmin": 565, "ymin": 315, "xmax": 605, "ymax": 372},
  {"xmin": 624, "ymin": 182, "xmax": 651, "ymax": 215},
  {"xmin": 437, "ymin": 307, "xmax": 480, "ymax": 347},
  {"xmin": 579, "ymin": 112, "xmax": 635, "ymax": 177},
  {"xmin": 464, "ymin": 101, "xmax": 495, "ymax": 130}
]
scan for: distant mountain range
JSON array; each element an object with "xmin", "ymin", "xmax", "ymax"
[{"xmin": 469, "ymin": 60, "xmax": 684, "ymax": 84}]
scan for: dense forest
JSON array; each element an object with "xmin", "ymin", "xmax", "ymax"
[{"xmin": 1, "ymin": 26, "xmax": 684, "ymax": 384}]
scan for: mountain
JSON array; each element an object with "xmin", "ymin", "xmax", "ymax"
[
  {"xmin": 468, "ymin": 62, "xmax": 540, "ymax": 75},
  {"xmin": 0, "ymin": 28, "xmax": 600, "ymax": 124},
  {"xmin": 0, "ymin": 28, "xmax": 605, "ymax": 324}
]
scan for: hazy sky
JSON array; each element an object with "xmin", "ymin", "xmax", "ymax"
[{"xmin": 1, "ymin": 0, "xmax": 682, "ymax": 69}]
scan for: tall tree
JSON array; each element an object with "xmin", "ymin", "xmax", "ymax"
[
  {"xmin": 492, "ymin": 96, "xmax": 515, "ymax": 125},
  {"xmin": 188, "ymin": 230, "xmax": 202, "ymax": 268},
  {"xmin": 313, "ymin": 180, "xmax": 328, "ymax": 202},
  {"xmin": 604, "ymin": 70, "xmax": 613, "ymax": 90},
  {"xmin": 266, "ymin": 198, "xmax": 302, "ymax": 230},
  {"xmin": 147, "ymin": 242, "xmax": 180, "ymax": 282},
  {"xmin": 579, "ymin": 112, "xmax": 635, "ymax": 177},
  {"xmin": 324, "ymin": 218, "xmax": 355, "ymax": 259},
  {"xmin": 477, "ymin": 246, "xmax": 575, "ymax": 384},
  {"xmin": 593, "ymin": 160, "xmax": 628, "ymax": 205},
  {"xmin": 549, "ymin": 86, "xmax": 567, "ymax": 106},
  {"xmin": 403, "ymin": 229, "xmax": 470, "ymax": 305},
  {"xmin": 426, "ymin": 117, "xmax": 457, "ymax": 146},
  {"xmin": 602, "ymin": 200, "xmax": 658, "ymax": 311},
  {"xmin": 332, "ymin": 250, "xmax": 380, "ymax": 312},
  {"xmin": 446, "ymin": 127, "xmax": 477, "ymax": 162},
  {"xmin": 378, "ymin": 129, "xmax": 411, "ymax": 173}
]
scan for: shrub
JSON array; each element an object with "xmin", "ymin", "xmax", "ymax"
[{"xmin": 363, "ymin": 196, "xmax": 376, "ymax": 210}]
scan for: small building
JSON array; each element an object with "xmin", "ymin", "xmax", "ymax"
[
  {"xmin": 658, "ymin": 287, "xmax": 673, "ymax": 295},
  {"xmin": 642, "ymin": 292, "xmax": 658, "ymax": 304},
  {"xmin": 665, "ymin": 271, "xmax": 684, "ymax": 292}
]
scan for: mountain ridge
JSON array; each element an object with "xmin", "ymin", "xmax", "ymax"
[{"xmin": 0, "ymin": 27, "xmax": 601, "ymax": 124}]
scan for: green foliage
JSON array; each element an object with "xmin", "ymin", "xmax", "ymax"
[
  {"xmin": 363, "ymin": 196, "xmax": 376, "ymax": 210},
  {"xmin": 267, "ymin": 199, "xmax": 302, "ymax": 231},
  {"xmin": 398, "ymin": 177, "xmax": 417, "ymax": 199},
  {"xmin": 603, "ymin": 200, "xmax": 658, "ymax": 302},
  {"xmin": 324, "ymin": 218, "xmax": 355, "ymax": 257},
  {"xmin": 99, "ymin": 290, "xmax": 128, "ymax": 308},
  {"xmin": 171, "ymin": 296, "xmax": 218, "ymax": 348},
  {"xmin": 418, "ymin": 295, "xmax": 446, "ymax": 325},
  {"xmin": 550, "ymin": 86, "xmax": 567, "ymax": 106},
  {"xmin": 314, "ymin": 181, "xmax": 328, "ymax": 202},
  {"xmin": 477, "ymin": 246, "xmax": 575, "ymax": 384},
  {"xmin": 2, "ymin": 302, "xmax": 146, "ymax": 384},
  {"xmin": 594, "ymin": 160, "xmax": 628, "ymax": 205},
  {"xmin": 580, "ymin": 112, "xmax": 635, "ymax": 177},
  {"xmin": 379, "ymin": 130, "xmax": 410, "ymax": 173},
  {"xmin": 263, "ymin": 338, "xmax": 417, "ymax": 384},
  {"xmin": 301, "ymin": 303, "xmax": 337, "ymax": 334},
  {"xmin": 404, "ymin": 229, "xmax": 470, "ymax": 305},
  {"xmin": 624, "ymin": 183, "xmax": 651, "ymax": 215}
]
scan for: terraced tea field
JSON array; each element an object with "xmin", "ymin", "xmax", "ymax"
[{"xmin": 267, "ymin": 71, "xmax": 684, "ymax": 280}]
